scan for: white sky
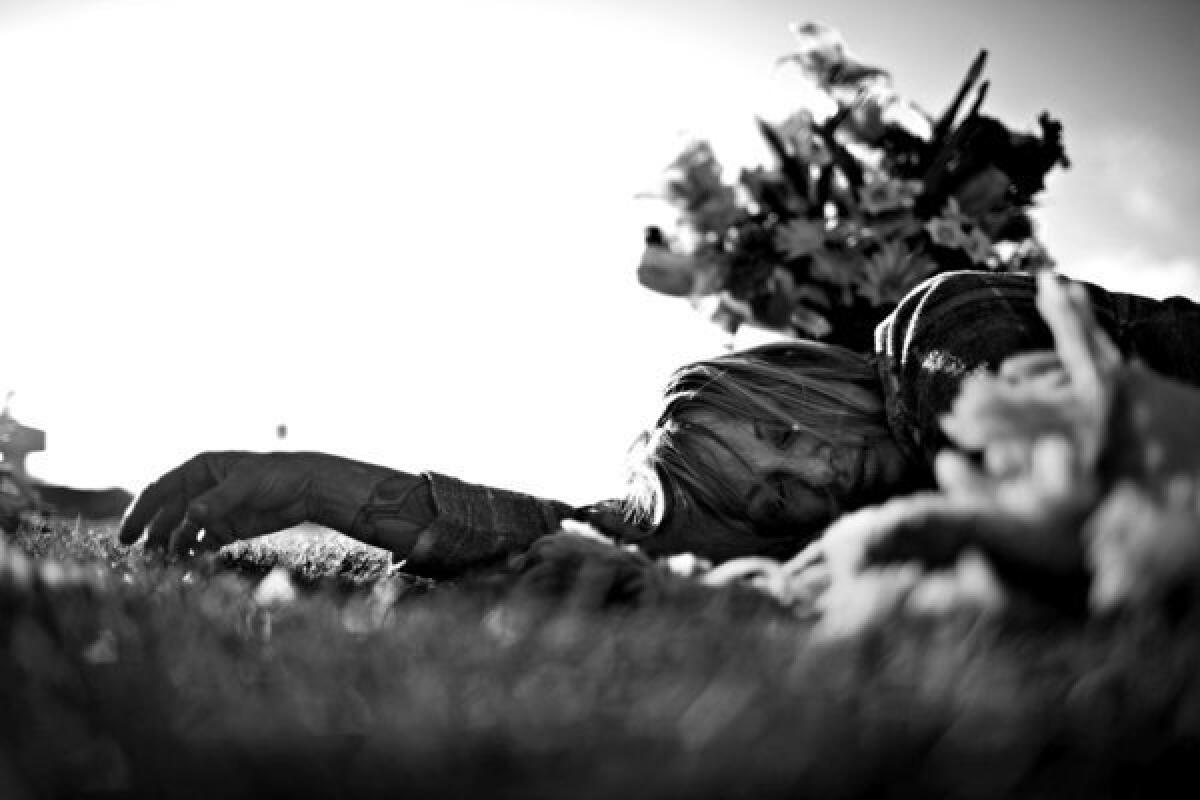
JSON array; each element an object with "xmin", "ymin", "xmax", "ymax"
[{"xmin": 2, "ymin": 0, "xmax": 1198, "ymax": 505}]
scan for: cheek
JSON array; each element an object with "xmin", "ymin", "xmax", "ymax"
[
  {"xmin": 876, "ymin": 442, "xmax": 912, "ymax": 488},
  {"xmin": 785, "ymin": 485, "xmax": 834, "ymax": 525}
]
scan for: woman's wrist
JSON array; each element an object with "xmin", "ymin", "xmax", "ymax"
[
  {"xmin": 347, "ymin": 473, "xmax": 437, "ymax": 555},
  {"xmin": 304, "ymin": 455, "xmax": 437, "ymax": 554}
]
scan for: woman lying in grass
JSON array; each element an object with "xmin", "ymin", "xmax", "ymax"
[{"xmin": 119, "ymin": 270, "xmax": 1200, "ymax": 586}]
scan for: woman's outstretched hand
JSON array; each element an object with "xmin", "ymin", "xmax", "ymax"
[
  {"xmin": 119, "ymin": 451, "xmax": 431, "ymax": 558},
  {"xmin": 119, "ymin": 451, "xmax": 324, "ymax": 556}
]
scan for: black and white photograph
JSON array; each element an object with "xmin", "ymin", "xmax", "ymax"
[{"xmin": 3, "ymin": 0, "xmax": 1200, "ymax": 796}]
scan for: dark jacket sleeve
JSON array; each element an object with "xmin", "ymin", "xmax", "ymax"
[
  {"xmin": 873, "ymin": 270, "xmax": 1200, "ymax": 466},
  {"xmin": 1094, "ymin": 291, "xmax": 1200, "ymax": 384},
  {"xmin": 403, "ymin": 472, "xmax": 573, "ymax": 578}
]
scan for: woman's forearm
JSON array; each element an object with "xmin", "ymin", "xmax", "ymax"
[{"xmin": 306, "ymin": 454, "xmax": 574, "ymax": 576}]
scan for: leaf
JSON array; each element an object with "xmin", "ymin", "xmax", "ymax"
[
  {"xmin": 857, "ymin": 240, "xmax": 938, "ymax": 306},
  {"xmin": 930, "ymin": 49, "xmax": 989, "ymax": 148},
  {"xmin": 756, "ymin": 117, "xmax": 812, "ymax": 198}
]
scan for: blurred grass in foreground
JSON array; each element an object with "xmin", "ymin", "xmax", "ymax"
[{"xmin": 4, "ymin": 517, "xmax": 1200, "ymax": 799}]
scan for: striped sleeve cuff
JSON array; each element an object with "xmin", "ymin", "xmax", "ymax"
[{"xmin": 404, "ymin": 472, "xmax": 572, "ymax": 577}]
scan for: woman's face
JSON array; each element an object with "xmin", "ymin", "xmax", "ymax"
[{"xmin": 685, "ymin": 409, "xmax": 910, "ymax": 534}]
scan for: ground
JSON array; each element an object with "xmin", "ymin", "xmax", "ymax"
[{"xmin": 3, "ymin": 516, "xmax": 1200, "ymax": 799}]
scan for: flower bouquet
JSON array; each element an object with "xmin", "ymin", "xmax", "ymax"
[{"xmin": 638, "ymin": 22, "xmax": 1069, "ymax": 352}]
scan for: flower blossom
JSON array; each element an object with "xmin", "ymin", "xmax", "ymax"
[
  {"xmin": 858, "ymin": 240, "xmax": 938, "ymax": 306},
  {"xmin": 962, "ymin": 228, "xmax": 994, "ymax": 265},
  {"xmin": 778, "ymin": 22, "xmax": 888, "ymax": 94},
  {"xmin": 664, "ymin": 141, "xmax": 740, "ymax": 234},
  {"xmin": 777, "ymin": 110, "xmax": 833, "ymax": 167},
  {"xmin": 924, "ymin": 199, "xmax": 994, "ymax": 264},
  {"xmin": 925, "ymin": 216, "xmax": 966, "ymax": 250},
  {"xmin": 858, "ymin": 178, "xmax": 923, "ymax": 215}
]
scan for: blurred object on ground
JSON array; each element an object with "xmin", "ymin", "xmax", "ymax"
[
  {"xmin": 4, "ymin": 515, "xmax": 1200, "ymax": 799},
  {"xmin": 0, "ymin": 398, "xmax": 132, "ymax": 532}
]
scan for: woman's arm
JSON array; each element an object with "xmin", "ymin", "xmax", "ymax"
[{"xmin": 118, "ymin": 451, "xmax": 572, "ymax": 578}]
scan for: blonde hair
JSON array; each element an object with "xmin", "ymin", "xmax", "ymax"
[{"xmin": 622, "ymin": 341, "xmax": 893, "ymax": 558}]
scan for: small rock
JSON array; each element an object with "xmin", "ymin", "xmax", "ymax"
[{"xmin": 254, "ymin": 566, "xmax": 297, "ymax": 608}]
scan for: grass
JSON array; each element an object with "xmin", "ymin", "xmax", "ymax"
[{"xmin": 4, "ymin": 517, "xmax": 1200, "ymax": 799}]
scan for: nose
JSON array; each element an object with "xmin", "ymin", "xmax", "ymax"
[
  {"xmin": 830, "ymin": 444, "xmax": 861, "ymax": 490},
  {"xmin": 799, "ymin": 441, "xmax": 837, "ymax": 486}
]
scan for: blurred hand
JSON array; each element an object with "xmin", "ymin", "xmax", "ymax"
[
  {"xmin": 820, "ymin": 274, "xmax": 1119, "ymax": 608},
  {"xmin": 941, "ymin": 273, "xmax": 1119, "ymax": 475},
  {"xmin": 822, "ymin": 437, "xmax": 1092, "ymax": 574},
  {"xmin": 815, "ymin": 438, "xmax": 1094, "ymax": 615},
  {"xmin": 819, "ymin": 272, "xmax": 1200, "ymax": 617},
  {"xmin": 119, "ymin": 451, "xmax": 323, "ymax": 556},
  {"xmin": 945, "ymin": 274, "xmax": 1200, "ymax": 492}
]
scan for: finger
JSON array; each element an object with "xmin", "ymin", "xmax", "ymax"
[
  {"xmin": 1031, "ymin": 370, "xmax": 1072, "ymax": 394},
  {"xmin": 999, "ymin": 351, "xmax": 1063, "ymax": 383},
  {"xmin": 168, "ymin": 513, "xmax": 237, "ymax": 556},
  {"xmin": 983, "ymin": 438, "xmax": 1031, "ymax": 478},
  {"xmin": 1029, "ymin": 435, "xmax": 1077, "ymax": 499},
  {"xmin": 167, "ymin": 517, "xmax": 204, "ymax": 557},
  {"xmin": 1035, "ymin": 272, "xmax": 1119, "ymax": 393},
  {"xmin": 940, "ymin": 374, "xmax": 1079, "ymax": 450},
  {"xmin": 1066, "ymin": 282, "xmax": 1121, "ymax": 370},
  {"xmin": 141, "ymin": 455, "xmax": 224, "ymax": 549},
  {"xmin": 198, "ymin": 522, "xmax": 238, "ymax": 549},
  {"xmin": 120, "ymin": 453, "xmax": 222, "ymax": 545},
  {"xmin": 144, "ymin": 499, "xmax": 189, "ymax": 551},
  {"xmin": 185, "ymin": 470, "xmax": 260, "ymax": 533},
  {"xmin": 195, "ymin": 513, "xmax": 239, "ymax": 548},
  {"xmin": 933, "ymin": 450, "xmax": 990, "ymax": 495},
  {"xmin": 119, "ymin": 471, "xmax": 182, "ymax": 544},
  {"xmin": 1002, "ymin": 360, "xmax": 1072, "ymax": 396}
]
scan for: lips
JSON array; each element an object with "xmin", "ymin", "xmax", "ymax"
[{"xmin": 858, "ymin": 448, "xmax": 874, "ymax": 493}]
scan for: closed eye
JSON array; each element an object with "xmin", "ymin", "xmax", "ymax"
[
  {"xmin": 754, "ymin": 420, "xmax": 797, "ymax": 450},
  {"xmin": 772, "ymin": 426, "xmax": 797, "ymax": 449}
]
